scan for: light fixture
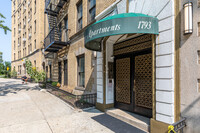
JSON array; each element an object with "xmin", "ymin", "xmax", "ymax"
[{"xmin": 183, "ymin": 2, "xmax": 193, "ymax": 34}]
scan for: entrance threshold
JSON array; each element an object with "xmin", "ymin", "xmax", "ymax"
[{"xmin": 106, "ymin": 108, "xmax": 150, "ymax": 133}]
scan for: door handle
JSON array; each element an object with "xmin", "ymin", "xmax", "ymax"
[{"xmin": 133, "ymin": 79, "xmax": 136, "ymax": 92}]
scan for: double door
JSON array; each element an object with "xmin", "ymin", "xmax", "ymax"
[{"xmin": 114, "ymin": 50, "xmax": 152, "ymax": 118}]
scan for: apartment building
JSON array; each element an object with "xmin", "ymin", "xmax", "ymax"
[
  {"xmin": 44, "ymin": 0, "xmax": 104, "ymax": 95},
  {"xmin": 35, "ymin": 0, "xmax": 200, "ymax": 132},
  {"xmin": 84, "ymin": 0, "xmax": 180, "ymax": 132},
  {"xmin": 11, "ymin": 0, "xmax": 45, "ymax": 77}
]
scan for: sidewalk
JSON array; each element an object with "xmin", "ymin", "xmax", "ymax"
[{"xmin": 0, "ymin": 78, "xmax": 146, "ymax": 133}]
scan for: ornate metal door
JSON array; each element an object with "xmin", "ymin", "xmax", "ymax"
[
  {"xmin": 115, "ymin": 57, "xmax": 134, "ymax": 111},
  {"xmin": 133, "ymin": 53, "xmax": 152, "ymax": 117},
  {"xmin": 114, "ymin": 34, "xmax": 152, "ymax": 117}
]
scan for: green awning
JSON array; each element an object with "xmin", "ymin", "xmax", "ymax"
[{"xmin": 84, "ymin": 13, "xmax": 159, "ymax": 51}]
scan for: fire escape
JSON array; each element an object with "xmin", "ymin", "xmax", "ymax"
[{"xmin": 44, "ymin": 0, "xmax": 70, "ymax": 53}]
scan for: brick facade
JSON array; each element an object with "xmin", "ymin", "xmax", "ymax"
[
  {"xmin": 44, "ymin": 0, "xmax": 115, "ymax": 94},
  {"xmin": 11, "ymin": 0, "xmax": 45, "ymax": 77}
]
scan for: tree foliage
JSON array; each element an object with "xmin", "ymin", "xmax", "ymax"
[
  {"xmin": 25, "ymin": 59, "xmax": 46, "ymax": 82},
  {"xmin": 0, "ymin": 13, "xmax": 11, "ymax": 34},
  {"xmin": 0, "ymin": 61, "xmax": 11, "ymax": 78},
  {"xmin": 11, "ymin": 68, "xmax": 17, "ymax": 78}
]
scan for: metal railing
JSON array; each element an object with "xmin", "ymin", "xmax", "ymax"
[
  {"xmin": 168, "ymin": 118, "xmax": 186, "ymax": 133},
  {"xmin": 46, "ymin": 83, "xmax": 97, "ymax": 107},
  {"xmin": 76, "ymin": 93, "xmax": 97, "ymax": 106},
  {"xmin": 44, "ymin": 26, "xmax": 61, "ymax": 49},
  {"xmin": 45, "ymin": 0, "xmax": 68, "ymax": 15}
]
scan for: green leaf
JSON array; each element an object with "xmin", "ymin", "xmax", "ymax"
[{"xmin": 0, "ymin": 13, "xmax": 6, "ymax": 19}]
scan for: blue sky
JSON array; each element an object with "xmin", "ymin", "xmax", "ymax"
[{"xmin": 0, "ymin": 1, "xmax": 11, "ymax": 62}]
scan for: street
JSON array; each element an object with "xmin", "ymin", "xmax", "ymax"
[{"xmin": 0, "ymin": 78, "xmax": 145, "ymax": 133}]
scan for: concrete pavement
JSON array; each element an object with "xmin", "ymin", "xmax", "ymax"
[{"xmin": 0, "ymin": 78, "xmax": 145, "ymax": 133}]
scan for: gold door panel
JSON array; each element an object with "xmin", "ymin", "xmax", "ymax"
[
  {"xmin": 134, "ymin": 54, "xmax": 152, "ymax": 109},
  {"xmin": 116, "ymin": 58, "xmax": 130, "ymax": 104}
]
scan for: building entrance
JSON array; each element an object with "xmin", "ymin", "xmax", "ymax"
[{"xmin": 114, "ymin": 34, "xmax": 153, "ymax": 118}]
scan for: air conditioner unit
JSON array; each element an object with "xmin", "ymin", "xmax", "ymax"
[
  {"xmin": 28, "ymin": 1, "xmax": 30, "ymax": 6},
  {"xmin": 24, "ymin": 6, "xmax": 26, "ymax": 10},
  {"xmin": 18, "ymin": 44, "xmax": 20, "ymax": 46},
  {"xmin": 29, "ymin": 33, "xmax": 32, "ymax": 38},
  {"xmin": 23, "ymin": 38, "xmax": 26, "ymax": 42}
]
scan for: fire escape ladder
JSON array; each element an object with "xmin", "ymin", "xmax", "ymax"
[{"xmin": 44, "ymin": 0, "xmax": 70, "ymax": 53}]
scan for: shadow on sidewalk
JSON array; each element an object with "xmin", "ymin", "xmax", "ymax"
[
  {"xmin": 0, "ymin": 80, "xmax": 40, "ymax": 96},
  {"xmin": 91, "ymin": 114, "xmax": 146, "ymax": 133}
]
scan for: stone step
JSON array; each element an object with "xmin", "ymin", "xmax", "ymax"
[{"xmin": 106, "ymin": 108, "xmax": 150, "ymax": 133}]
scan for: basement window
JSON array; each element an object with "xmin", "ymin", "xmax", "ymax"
[
  {"xmin": 198, "ymin": 50, "xmax": 200, "ymax": 64},
  {"xmin": 198, "ymin": 79, "xmax": 200, "ymax": 92},
  {"xmin": 198, "ymin": 22, "xmax": 200, "ymax": 36}
]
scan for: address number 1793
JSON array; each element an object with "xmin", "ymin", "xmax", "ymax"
[{"xmin": 138, "ymin": 21, "xmax": 152, "ymax": 30}]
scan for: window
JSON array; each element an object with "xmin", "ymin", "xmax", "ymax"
[
  {"xmin": 77, "ymin": 1, "xmax": 83, "ymax": 31},
  {"xmin": 28, "ymin": 26, "xmax": 32, "ymax": 39},
  {"xmin": 13, "ymin": 1, "xmax": 15, "ymax": 12},
  {"xmin": 88, "ymin": 0, "xmax": 96, "ymax": 22},
  {"xmin": 14, "ymin": 15, "xmax": 15, "ymax": 24},
  {"xmin": 18, "ymin": 10, "xmax": 20, "ymax": 19},
  {"xmin": 25, "ymin": 47, "xmax": 26, "ymax": 56},
  {"xmin": 28, "ymin": 8, "xmax": 32, "ymax": 22},
  {"xmin": 30, "ymin": 43, "xmax": 32, "ymax": 53},
  {"xmin": 198, "ymin": 22, "xmax": 200, "ymax": 36},
  {"xmin": 77, "ymin": 55, "xmax": 85, "ymax": 87},
  {"xmin": 28, "ymin": 44, "xmax": 32, "ymax": 54},
  {"xmin": 64, "ymin": 60, "xmax": 68, "ymax": 85},
  {"xmin": 198, "ymin": 79, "xmax": 200, "ymax": 92},
  {"xmin": 14, "ymin": 53, "xmax": 16, "ymax": 60},
  {"xmin": 14, "ymin": 28, "xmax": 15, "ymax": 36},
  {"xmin": 198, "ymin": 50, "xmax": 200, "ymax": 64},
  {"xmin": 19, "ymin": 37, "xmax": 21, "ymax": 46},
  {"xmin": 24, "ymin": 16, "xmax": 26, "ymax": 28},
  {"xmin": 64, "ymin": 17, "xmax": 68, "ymax": 41},
  {"xmin": 24, "ymin": 0, "xmax": 27, "ymax": 13},
  {"xmin": 34, "ymin": 0, "xmax": 36, "ymax": 13},
  {"xmin": 20, "ymin": 65, "xmax": 21, "ymax": 75},
  {"xmin": 49, "ymin": 64, "xmax": 52, "ymax": 80},
  {"xmin": 34, "ymin": 39, "xmax": 36, "ymax": 49},
  {"xmin": 34, "ymin": 20, "xmax": 36, "ymax": 33},
  {"xmin": 34, "ymin": 60, "xmax": 36, "ymax": 67},
  {"xmin": 198, "ymin": 0, "xmax": 200, "ymax": 8},
  {"xmin": 14, "ymin": 41, "xmax": 16, "ymax": 50},
  {"xmin": 65, "ymin": 17, "xmax": 68, "ymax": 30}
]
